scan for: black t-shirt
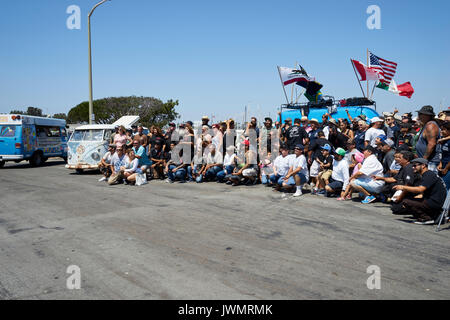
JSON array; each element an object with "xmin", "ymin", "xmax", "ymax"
[
  {"xmin": 309, "ymin": 138, "xmax": 330, "ymax": 160},
  {"xmin": 328, "ymin": 132, "xmax": 348, "ymax": 150},
  {"xmin": 420, "ymin": 171, "xmax": 447, "ymax": 209},
  {"xmin": 150, "ymin": 147, "xmax": 165, "ymax": 160},
  {"xmin": 396, "ymin": 133, "xmax": 413, "ymax": 150},
  {"xmin": 394, "ymin": 163, "xmax": 418, "ymax": 186},
  {"xmin": 286, "ymin": 125, "xmax": 308, "ymax": 150},
  {"xmin": 150, "ymin": 135, "xmax": 165, "ymax": 148},
  {"xmin": 316, "ymin": 154, "xmax": 333, "ymax": 170}
]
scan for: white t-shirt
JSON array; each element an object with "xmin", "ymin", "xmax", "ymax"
[
  {"xmin": 274, "ymin": 154, "xmax": 293, "ymax": 176},
  {"xmin": 289, "ymin": 154, "xmax": 309, "ymax": 181},
  {"xmin": 102, "ymin": 151, "xmax": 113, "ymax": 164},
  {"xmin": 223, "ymin": 153, "xmax": 237, "ymax": 166},
  {"xmin": 358, "ymin": 154, "xmax": 384, "ymax": 187},
  {"xmin": 365, "ymin": 127, "xmax": 385, "ymax": 148},
  {"xmin": 206, "ymin": 152, "xmax": 223, "ymax": 165},
  {"xmin": 332, "ymin": 158, "xmax": 350, "ymax": 190}
]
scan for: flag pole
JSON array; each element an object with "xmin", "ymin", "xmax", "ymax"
[
  {"xmin": 370, "ymin": 81, "xmax": 377, "ymax": 100},
  {"xmin": 290, "ymin": 61, "xmax": 298, "ymax": 104},
  {"xmin": 277, "ymin": 66, "xmax": 290, "ymax": 104},
  {"xmin": 367, "ymin": 48, "xmax": 370, "ymax": 98},
  {"xmin": 351, "ymin": 59, "xmax": 366, "ymax": 98}
]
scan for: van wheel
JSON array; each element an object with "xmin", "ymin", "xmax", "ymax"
[
  {"xmin": 75, "ymin": 169, "xmax": 84, "ymax": 174},
  {"xmin": 0, "ymin": 161, "xmax": 5, "ymax": 168},
  {"xmin": 30, "ymin": 152, "xmax": 44, "ymax": 167}
]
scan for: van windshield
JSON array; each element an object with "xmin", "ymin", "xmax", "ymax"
[
  {"xmin": 70, "ymin": 129, "xmax": 104, "ymax": 142},
  {"xmin": 0, "ymin": 125, "xmax": 16, "ymax": 138}
]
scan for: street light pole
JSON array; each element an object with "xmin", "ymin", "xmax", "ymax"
[{"xmin": 88, "ymin": 0, "xmax": 110, "ymax": 124}]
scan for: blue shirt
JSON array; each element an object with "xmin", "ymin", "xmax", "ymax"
[
  {"xmin": 441, "ymin": 140, "xmax": 450, "ymax": 168},
  {"xmin": 133, "ymin": 146, "xmax": 151, "ymax": 166}
]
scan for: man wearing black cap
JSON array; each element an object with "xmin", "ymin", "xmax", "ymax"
[
  {"xmin": 415, "ymin": 105, "xmax": 441, "ymax": 173},
  {"xmin": 285, "ymin": 118, "xmax": 308, "ymax": 153},
  {"xmin": 393, "ymin": 158, "xmax": 447, "ymax": 224}
]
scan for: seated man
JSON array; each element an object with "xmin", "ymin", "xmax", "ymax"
[
  {"xmin": 269, "ymin": 145, "xmax": 293, "ymax": 190},
  {"xmin": 228, "ymin": 139, "xmax": 258, "ymax": 186},
  {"xmin": 165, "ymin": 145, "xmax": 188, "ymax": 183},
  {"xmin": 349, "ymin": 146, "xmax": 385, "ymax": 204},
  {"xmin": 98, "ymin": 144, "xmax": 116, "ymax": 182},
  {"xmin": 108, "ymin": 145, "xmax": 129, "ymax": 185},
  {"xmin": 393, "ymin": 158, "xmax": 447, "ymax": 224},
  {"xmin": 314, "ymin": 144, "xmax": 333, "ymax": 195},
  {"xmin": 196, "ymin": 144, "xmax": 223, "ymax": 183},
  {"xmin": 150, "ymin": 141, "xmax": 167, "ymax": 179},
  {"xmin": 373, "ymin": 150, "xmax": 418, "ymax": 206},
  {"xmin": 325, "ymin": 147, "xmax": 350, "ymax": 198},
  {"xmin": 281, "ymin": 144, "xmax": 309, "ymax": 197},
  {"xmin": 217, "ymin": 146, "xmax": 237, "ymax": 183},
  {"xmin": 132, "ymin": 140, "xmax": 151, "ymax": 174}
]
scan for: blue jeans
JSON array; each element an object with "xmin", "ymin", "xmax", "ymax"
[
  {"xmin": 217, "ymin": 165, "xmax": 235, "ymax": 182},
  {"xmin": 168, "ymin": 165, "xmax": 187, "ymax": 182},
  {"xmin": 261, "ymin": 174, "xmax": 270, "ymax": 185},
  {"xmin": 443, "ymin": 171, "xmax": 450, "ymax": 191},
  {"xmin": 187, "ymin": 165, "xmax": 200, "ymax": 181},
  {"xmin": 269, "ymin": 174, "xmax": 285, "ymax": 186},
  {"xmin": 285, "ymin": 172, "xmax": 308, "ymax": 186}
]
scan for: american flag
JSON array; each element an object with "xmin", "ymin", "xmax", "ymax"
[{"xmin": 369, "ymin": 52, "xmax": 397, "ymax": 85}]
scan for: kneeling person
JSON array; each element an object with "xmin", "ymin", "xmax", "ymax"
[{"xmin": 282, "ymin": 144, "xmax": 309, "ymax": 197}]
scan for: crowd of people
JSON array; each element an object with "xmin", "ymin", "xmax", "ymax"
[{"xmin": 97, "ymin": 107, "xmax": 449, "ymax": 225}]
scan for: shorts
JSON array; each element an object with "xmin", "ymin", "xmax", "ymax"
[
  {"xmin": 285, "ymin": 172, "xmax": 308, "ymax": 186},
  {"xmin": 327, "ymin": 178, "xmax": 343, "ymax": 191},
  {"xmin": 351, "ymin": 178, "xmax": 384, "ymax": 194},
  {"xmin": 310, "ymin": 160, "xmax": 320, "ymax": 177},
  {"xmin": 242, "ymin": 168, "xmax": 258, "ymax": 177},
  {"xmin": 318, "ymin": 169, "xmax": 332, "ymax": 181}
]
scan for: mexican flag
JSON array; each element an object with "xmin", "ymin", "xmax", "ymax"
[{"xmin": 377, "ymin": 80, "xmax": 414, "ymax": 98}]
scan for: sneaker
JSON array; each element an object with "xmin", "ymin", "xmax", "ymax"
[
  {"xmin": 317, "ymin": 189, "xmax": 326, "ymax": 195},
  {"xmin": 179, "ymin": 180, "xmax": 186, "ymax": 184},
  {"xmin": 361, "ymin": 195, "xmax": 376, "ymax": 204},
  {"xmin": 98, "ymin": 177, "xmax": 107, "ymax": 182},
  {"xmin": 414, "ymin": 219, "xmax": 435, "ymax": 225},
  {"xmin": 379, "ymin": 193, "xmax": 387, "ymax": 203},
  {"xmin": 293, "ymin": 190, "xmax": 303, "ymax": 197},
  {"xmin": 225, "ymin": 181, "xmax": 232, "ymax": 185},
  {"xmin": 311, "ymin": 188, "xmax": 318, "ymax": 195},
  {"xmin": 337, "ymin": 197, "xmax": 345, "ymax": 201},
  {"xmin": 165, "ymin": 178, "xmax": 174, "ymax": 183}
]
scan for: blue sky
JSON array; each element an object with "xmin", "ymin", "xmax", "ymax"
[{"xmin": 1, "ymin": 0, "xmax": 449, "ymax": 123}]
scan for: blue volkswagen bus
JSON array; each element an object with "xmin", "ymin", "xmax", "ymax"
[{"xmin": 0, "ymin": 114, "xmax": 68, "ymax": 167}]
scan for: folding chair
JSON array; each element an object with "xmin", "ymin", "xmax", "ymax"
[{"xmin": 436, "ymin": 191, "xmax": 450, "ymax": 232}]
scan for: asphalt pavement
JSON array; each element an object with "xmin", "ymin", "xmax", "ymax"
[{"xmin": 0, "ymin": 159, "xmax": 449, "ymax": 299}]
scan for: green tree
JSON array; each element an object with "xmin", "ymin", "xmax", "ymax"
[
  {"xmin": 10, "ymin": 107, "xmax": 44, "ymax": 116},
  {"xmin": 67, "ymin": 96, "xmax": 179, "ymax": 127},
  {"xmin": 53, "ymin": 113, "xmax": 68, "ymax": 120}
]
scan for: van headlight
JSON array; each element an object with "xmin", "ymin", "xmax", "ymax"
[{"xmin": 91, "ymin": 152, "xmax": 100, "ymax": 161}]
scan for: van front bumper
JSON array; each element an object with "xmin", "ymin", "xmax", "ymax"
[
  {"xmin": 65, "ymin": 163, "xmax": 99, "ymax": 170},
  {"xmin": 0, "ymin": 155, "xmax": 24, "ymax": 161}
]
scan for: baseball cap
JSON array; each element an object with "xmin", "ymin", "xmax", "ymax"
[
  {"xmin": 411, "ymin": 158, "xmax": 428, "ymax": 166},
  {"xmin": 321, "ymin": 144, "xmax": 332, "ymax": 151},
  {"xmin": 382, "ymin": 138, "xmax": 395, "ymax": 147},
  {"xmin": 371, "ymin": 117, "xmax": 384, "ymax": 123},
  {"xmin": 294, "ymin": 144, "xmax": 305, "ymax": 150},
  {"xmin": 169, "ymin": 122, "xmax": 176, "ymax": 127},
  {"xmin": 335, "ymin": 147, "xmax": 346, "ymax": 157},
  {"xmin": 377, "ymin": 134, "xmax": 387, "ymax": 141},
  {"xmin": 242, "ymin": 139, "xmax": 250, "ymax": 146}
]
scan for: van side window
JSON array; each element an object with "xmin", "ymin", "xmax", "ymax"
[{"xmin": 36, "ymin": 126, "xmax": 61, "ymax": 138}]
